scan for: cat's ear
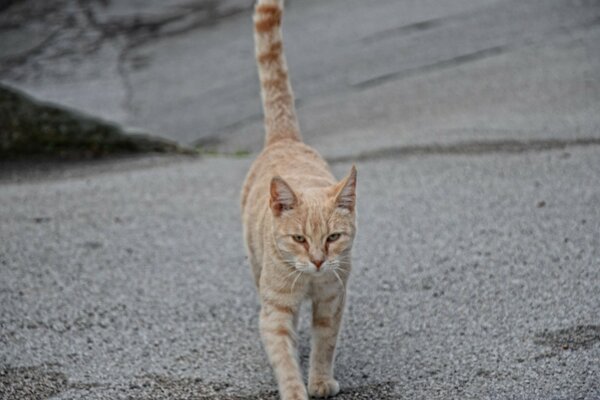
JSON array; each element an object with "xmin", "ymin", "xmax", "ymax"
[
  {"xmin": 333, "ymin": 165, "xmax": 357, "ymax": 212},
  {"xmin": 270, "ymin": 176, "xmax": 297, "ymax": 216}
]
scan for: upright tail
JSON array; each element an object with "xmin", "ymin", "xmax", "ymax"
[{"xmin": 254, "ymin": 0, "xmax": 302, "ymax": 146}]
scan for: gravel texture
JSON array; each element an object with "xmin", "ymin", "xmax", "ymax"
[{"xmin": 1, "ymin": 145, "xmax": 599, "ymax": 399}]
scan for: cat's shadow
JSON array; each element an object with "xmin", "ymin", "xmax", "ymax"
[{"xmin": 237, "ymin": 381, "xmax": 397, "ymax": 399}]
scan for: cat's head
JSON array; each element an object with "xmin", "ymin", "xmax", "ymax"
[{"xmin": 269, "ymin": 166, "xmax": 357, "ymax": 275}]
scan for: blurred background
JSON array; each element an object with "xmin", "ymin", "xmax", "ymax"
[
  {"xmin": 1, "ymin": 1, "xmax": 599, "ymax": 399},
  {"xmin": 2, "ymin": 0, "xmax": 599, "ymax": 159}
]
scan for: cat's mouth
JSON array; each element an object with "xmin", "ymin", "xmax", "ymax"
[{"xmin": 295, "ymin": 261, "xmax": 334, "ymax": 276}]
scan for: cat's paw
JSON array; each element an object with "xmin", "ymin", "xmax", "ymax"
[
  {"xmin": 308, "ymin": 378, "xmax": 340, "ymax": 398},
  {"xmin": 287, "ymin": 393, "xmax": 308, "ymax": 400},
  {"xmin": 282, "ymin": 383, "xmax": 308, "ymax": 400}
]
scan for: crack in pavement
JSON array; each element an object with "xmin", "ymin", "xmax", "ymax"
[
  {"xmin": 1, "ymin": 0, "xmax": 255, "ymax": 113},
  {"xmin": 0, "ymin": 28, "xmax": 62, "ymax": 70},
  {"xmin": 74, "ymin": 0, "xmax": 255, "ymax": 117},
  {"xmin": 360, "ymin": 17, "xmax": 445, "ymax": 44},
  {"xmin": 358, "ymin": 0, "xmax": 515, "ymax": 45},
  {"xmin": 353, "ymin": 45, "xmax": 508, "ymax": 90},
  {"xmin": 353, "ymin": 6, "xmax": 600, "ymax": 90},
  {"xmin": 75, "ymin": 0, "xmax": 136, "ymax": 116},
  {"xmin": 328, "ymin": 137, "xmax": 600, "ymax": 164},
  {"xmin": 534, "ymin": 325, "xmax": 600, "ymax": 351},
  {"xmin": 205, "ymin": 9, "xmax": 600, "ymax": 148}
]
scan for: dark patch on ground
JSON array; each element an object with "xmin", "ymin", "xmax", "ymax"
[
  {"xmin": 0, "ymin": 154, "xmax": 194, "ymax": 184},
  {"xmin": 353, "ymin": 45, "xmax": 507, "ymax": 90},
  {"xmin": 126, "ymin": 374, "xmax": 249, "ymax": 400},
  {"xmin": 2, "ymin": 303, "xmax": 129, "ymax": 334},
  {"xmin": 0, "ymin": 365, "xmax": 68, "ymax": 400},
  {"xmin": 534, "ymin": 325, "xmax": 600, "ymax": 351},
  {"xmin": 127, "ymin": 375, "xmax": 397, "ymax": 400},
  {"xmin": 328, "ymin": 137, "xmax": 600, "ymax": 163},
  {"xmin": 361, "ymin": 17, "xmax": 445, "ymax": 43},
  {"xmin": 335, "ymin": 382, "xmax": 397, "ymax": 400},
  {"xmin": 0, "ymin": 366, "xmax": 396, "ymax": 399},
  {"xmin": 532, "ymin": 351, "xmax": 559, "ymax": 362},
  {"xmin": 0, "ymin": 83, "xmax": 194, "ymax": 160},
  {"xmin": 82, "ymin": 241, "xmax": 103, "ymax": 250},
  {"xmin": 0, "ymin": 0, "xmax": 22, "ymax": 14}
]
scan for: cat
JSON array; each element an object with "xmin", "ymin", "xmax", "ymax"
[{"xmin": 240, "ymin": 0, "xmax": 357, "ymax": 399}]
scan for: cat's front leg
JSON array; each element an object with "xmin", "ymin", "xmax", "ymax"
[
  {"xmin": 260, "ymin": 300, "xmax": 307, "ymax": 400},
  {"xmin": 308, "ymin": 292, "xmax": 345, "ymax": 398}
]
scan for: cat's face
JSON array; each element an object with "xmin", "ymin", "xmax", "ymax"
[{"xmin": 270, "ymin": 167, "xmax": 356, "ymax": 276}]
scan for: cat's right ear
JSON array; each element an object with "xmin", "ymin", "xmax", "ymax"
[{"xmin": 270, "ymin": 176, "xmax": 297, "ymax": 217}]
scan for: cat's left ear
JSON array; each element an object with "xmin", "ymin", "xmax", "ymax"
[{"xmin": 333, "ymin": 165, "xmax": 357, "ymax": 212}]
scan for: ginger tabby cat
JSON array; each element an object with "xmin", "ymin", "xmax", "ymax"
[{"xmin": 241, "ymin": 0, "xmax": 357, "ymax": 399}]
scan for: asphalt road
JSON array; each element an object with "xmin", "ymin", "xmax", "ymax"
[{"xmin": 1, "ymin": 146, "xmax": 600, "ymax": 399}]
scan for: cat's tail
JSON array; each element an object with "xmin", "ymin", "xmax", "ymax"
[{"xmin": 254, "ymin": 0, "xmax": 302, "ymax": 146}]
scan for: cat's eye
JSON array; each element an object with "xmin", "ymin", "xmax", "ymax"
[
  {"xmin": 292, "ymin": 235, "xmax": 306, "ymax": 243},
  {"xmin": 327, "ymin": 233, "xmax": 341, "ymax": 242}
]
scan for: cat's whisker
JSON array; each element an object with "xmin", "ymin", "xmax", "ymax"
[
  {"xmin": 332, "ymin": 269, "xmax": 345, "ymax": 290},
  {"xmin": 335, "ymin": 265, "xmax": 352, "ymax": 272},
  {"xmin": 283, "ymin": 268, "xmax": 300, "ymax": 281},
  {"xmin": 332, "ymin": 269, "xmax": 346, "ymax": 305},
  {"xmin": 281, "ymin": 258, "xmax": 296, "ymax": 265},
  {"xmin": 333, "ymin": 267, "xmax": 349, "ymax": 275},
  {"xmin": 290, "ymin": 271, "xmax": 303, "ymax": 293},
  {"xmin": 335, "ymin": 260, "xmax": 352, "ymax": 266}
]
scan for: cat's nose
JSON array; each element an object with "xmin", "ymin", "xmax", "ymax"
[{"xmin": 311, "ymin": 259, "xmax": 324, "ymax": 269}]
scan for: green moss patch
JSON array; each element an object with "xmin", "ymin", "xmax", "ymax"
[{"xmin": 0, "ymin": 83, "xmax": 195, "ymax": 160}]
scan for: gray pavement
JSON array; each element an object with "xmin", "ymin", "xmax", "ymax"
[
  {"xmin": 2, "ymin": 0, "xmax": 600, "ymax": 399},
  {"xmin": 1, "ymin": 147, "xmax": 599, "ymax": 399}
]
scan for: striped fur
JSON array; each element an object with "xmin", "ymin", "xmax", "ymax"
[
  {"xmin": 254, "ymin": 0, "xmax": 301, "ymax": 145},
  {"xmin": 242, "ymin": 1, "xmax": 358, "ymax": 399}
]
